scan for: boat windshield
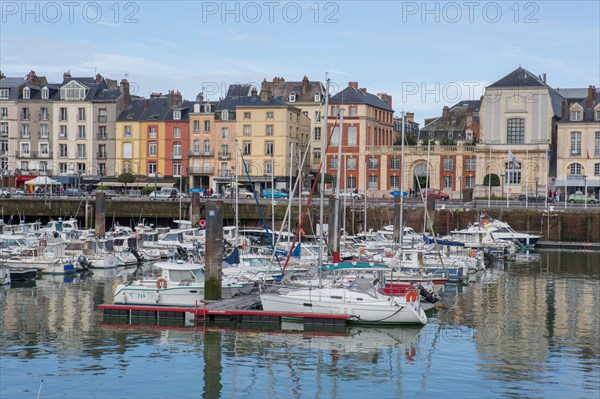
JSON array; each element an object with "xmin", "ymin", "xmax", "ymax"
[
  {"xmin": 168, "ymin": 269, "xmax": 198, "ymax": 282},
  {"xmin": 242, "ymin": 257, "xmax": 270, "ymax": 268},
  {"xmin": 347, "ymin": 278, "xmax": 378, "ymax": 298}
]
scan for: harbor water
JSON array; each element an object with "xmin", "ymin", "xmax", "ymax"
[{"xmin": 1, "ymin": 250, "xmax": 598, "ymax": 398}]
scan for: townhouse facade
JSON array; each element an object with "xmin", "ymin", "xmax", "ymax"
[{"xmin": 188, "ymin": 94, "xmax": 218, "ymax": 189}]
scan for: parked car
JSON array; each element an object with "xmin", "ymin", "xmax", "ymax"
[
  {"xmin": 300, "ymin": 189, "xmax": 311, "ymax": 197},
  {"xmin": 64, "ymin": 188, "xmax": 86, "ymax": 197},
  {"xmin": 338, "ymin": 189, "xmax": 365, "ymax": 200},
  {"xmin": 261, "ymin": 189, "xmax": 289, "ymax": 199},
  {"xmin": 149, "ymin": 187, "xmax": 187, "ymax": 200},
  {"xmin": 0, "ymin": 189, "xmax": 11, "ymax": 198},
  {"xmin": 223, "ymin": 187, "xmax": 254, "ymax": 199},
  {"xmin": 518, "ymin": 194, "xmax": 546, "ymax": 203},
  {"xmin": 6, "ymin": 187, "xmax": 25, "ymax": 196},
  {"xmin": 420, "ymin": 188, "xmax": 450, "ymax": 201},
  {"xmin": 568, "ymin": 192, "xmax": 597, "ymax": 204},
  {"xmin": 92, "ymin": 189, "xmax": 118, "ymax": 199}
]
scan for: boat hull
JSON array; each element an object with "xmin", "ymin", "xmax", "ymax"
[{"xmin": 114, "ymin": 284, "xmax": 205, "ymax": 307}]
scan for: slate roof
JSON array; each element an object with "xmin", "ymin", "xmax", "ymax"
[
  {"xmin": 557, "ymin": 91, "xmax": 600, "ymax": 123},
  {"xmin": 226, "ymin": 84, "xmax": 253, "ymax": 98},
  {"xmin": 262, "ymin": 78, "xmax": 324, "ymax": 103},
  {"xmin": 488, "ymin": 66, "xmax": 546, "ymax": 88},
  {"xmin": 117, "ymin": 97, "xmax": 192, "ymax": 122},
  {"xmin": 216, "ymin": 92, "xmax": 293, "ymax": 111},
  {"xmin": 329, "ymin": 86, "xmax": 394, "ymax": 112},
  {"xmin": 420, "ymin": 100, "xmax": 480, "ymax": 141},
  {"xmin": 0, "ymin": 77, "xmax": 27, "ymax": 100}
]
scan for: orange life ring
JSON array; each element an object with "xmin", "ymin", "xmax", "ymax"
[
  {"xmin": 406, "ymin": 290, "xmax": 418, "ymax": 303},
  {"xmin": 156, "ymin": 277, "xmax": 168, "ymax": 289},
  {"xmin": 482, "ymin": 219, "xmax": 489, "ymax": 225},
  {"xmin": 199, "ymin": 219, "xmax": 206, "ymax": 228},
  {"xmin": 468, "ymin": 249, "xmax": 477, "ymax": 258}
]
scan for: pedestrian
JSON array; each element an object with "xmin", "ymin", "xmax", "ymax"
[
  {"xmin": 207, "ymin": 188, "xmax": 211, "ymax": 198},
  {"xmin": 553, "ymin": 190, "xmax": 558, "ymax": 203}
]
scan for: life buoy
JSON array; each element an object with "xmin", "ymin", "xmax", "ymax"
[
  {"xmin": 468, "ymin": 249, "xmax": 477, "ymax": 258},
  {"xmin": 406, "ymin": 290, "xmax": 418, "ymax": 303},
  {"xmin": 482, "ymin": 219, "xmax": 489, "ymax": 225},
  {"xmin": 156, "ymin": 277, "xmax": 168, "ymax": 289},
  {"xmin": 199, "ymin": 219, "xmax": 206, "ymax": 228},
  {"xmin": 39, "ymin": 239, "xmax": 47, "ymax": 248}
]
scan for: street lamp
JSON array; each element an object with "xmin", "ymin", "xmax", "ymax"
[{"xmin": 583, "ymin": 174, "xmax": 588, "ymax": 209}]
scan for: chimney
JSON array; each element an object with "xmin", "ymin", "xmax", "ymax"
[
  {"xmin": 348, "ymin": 81, "xmax": 358, "ymax": 90},
  {"xmin": 260, "ymin": 78, "xmax": 271, "ymax": 102},
  {"xmin": 63, "ymin": 71, "xmax": 71, "ymax": 80},
  {"xmin": 378, "ymin": 92, "xmax": 392, "ymax": 108},
  {"xmin": 588, "ymin": 85, "xmax": 595, "ymax": 108},
  {"xmin": 144, "ymin": 99, "xmax": 149, "ymax": 109},
  {"xmin": 302, "ymin": 75, "xmax": 309, "ymax": 94},
  {"xmin": 561, "ymin": 98, "xmax": 566, "ymax": 118},
  {"xmin": 196, "ymin": 92, "xmax": 204, "ymax": 102},
  {"xmin": 405, "ymin": 112, "xmax": 414, "ymax": 123},
  {"xmin": 442, "ymin": 106, "xmax": 450, "ymax": 122},
  {"xmin": 26, "ymin": 70, "xmax": 38, "ymax": 85},
  {"xmin": 542, "ymin": 73, "xmax": 546, "ymax": 84},
  {"xmin": 95, "ymin": 73, "xmax": 102, "ymax": 84},
  {"xmin": 150, "ymin": 92, "xmax": 161, "ymax": 99},
  {"xmin": 250, "ymin": 87, "xmax": 257, "ymax": 96},
  {"xmin": 120, "ymin": 79, "xmax": 131, "ymax": 106},
  {"xmin": 168, "ymin": 90, "xmax": 182, "ymax": 107},
  {"xmin": 359, "ymin": 88, "xmax": 367, "ymax": 95},
  {"xmin": 466, "ymin": 105, "xmax": 473, "ymax": 127}
]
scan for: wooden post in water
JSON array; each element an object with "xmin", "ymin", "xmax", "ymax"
[
  {"xmin": 204, "ymin": 201, "xmax": 223, "ymax": 300},
  {"xmin": 94, "ymin": 192, "xmax": 105, "ymax": 238},
  {"xmin": 191, "ymin": 192, "xmax": 201, "ymax": 227}
]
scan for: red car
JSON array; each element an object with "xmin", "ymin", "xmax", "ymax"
[{"xmin": 420, "ymin": 188, "xmax": 450, "ymax": 201}]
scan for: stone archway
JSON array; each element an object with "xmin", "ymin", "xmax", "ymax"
[{"xmin": 413, "ymin": 163, "xmax": 428, "ymax": 190}]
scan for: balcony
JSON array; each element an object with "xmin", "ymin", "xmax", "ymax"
[
  {"xmin": 219, "ymin": 169, "xmax": 232, "ymax": 177},
  {"xmin": 31, "ymin": 151, "xmax": 53, "ymax": 159},
  {"xmin": 218, "ymin": 152, "xmax": 231, "ymax": 160},
  {"xmin": 188, "ymin": 149, "xmax": 214, "ymax": 157},
  {"xmin": 39, "ymin": 133, "xmax": 50, "ymax": 140},
  {"xmin": 16, "ymin": 151, "xmax": 31, "ymax": 159},
  {"xmin": 98, "ymin": 115, "xmax": 108, "ymax": 123},
  {"xmin": 97, "ymin": 151, "xmax": 107, "ymax": 159},
  {"xmin": 97, "ymin": 133, "xmax": 107, "ymax": 140},
  {"xmin": 172, "ymin": 152, "xmax": 182, "ymax": 159},
  {"xmin": 0, "ymin": 131, "xmax": 8, "ymax": 138},
  {"xmin": 188, "ymin": 166, "xmax": 214, "ymax": 175},
  {"xmin": 20, "ymin": 132, "xmax": 31, "ymax": 139}
]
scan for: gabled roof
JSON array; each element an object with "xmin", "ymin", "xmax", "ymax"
[
  {"xmin": 488, "ymin": 67, "xmax": 546, "ymax": 88},
  {"xmin": 262, "ymin": 77, "xmax": 324, "ymax": 103},
  {"xmin": 216, "ymin": 94, "xmax": 292, "ymax": 111},
  {"xmin": 329, "ymin": 86, "xmax": 393, "ymax": 112},
  {"xmin": 558, "ymin": 91, "xmax": 600, "ymax": 123},
  {"xmin": 226, "ymin": 84, "xmax": 253, "ymax": 98},
  {"xmin": 420, "ymin": 100, "xmax": 480, "ymax": 139},
  {"xmin": 117, "ymin": 97, "xmax": 191, "ymax": 122},
  {"xmin": 0, "ymin": 77, "xmax": 26, "ymax": 100}
]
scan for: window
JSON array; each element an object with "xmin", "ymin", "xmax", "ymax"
[
  {"xmin": 349, "ymin": 106, "xmax": 357, "ymax": 116},
  {"xmin": 40, "ymin": 124, "xmax": 48, "ymax": 139},
  {"xmin": 37, "ymin": 143, "xmax": 49, "ymax": 157},
  {"xmin": 193, "ymin": 140, "xmax": 200, "ymax": 154},
  {"xmin": 314, "ymin": 127, "xmax": 321, "ymax": 141},
  {"xmin": 314, "ymin": 93, "xmax": 321, "ymax": 102},
  {"xmin": 347, "ymin": 126, "xmax": 357, "ymax": 146},
  {"xmin": 220, "ymin": 145, "xmax": 229, "ymax": 157},
  {"xmin": 265, "ymin": 141, "xmax": 273, "ymax": 155},
  {"xmin": 329, "ymin": 157, "xmax": 338, "ymax": 169},
  {"xmin": 59, "ymin": 107, "xmax": 67, "ymax": 121},
  {"xmin": 78, "ymin": 108, "xmax": 85, "ymax": 121},
  {"xmin": 98, "ymin": 125, "xmax": 107, "ymax": 139},
  {"xmin": 443, "ymin": 158, "xmax": 454, "ymax": 171},
  {"xmin": 568, "ymin": 163, "xmax": 582, "ymax": 176},
  {"xmin": 243, "ymin": 112, "xmax": 251, "ymax": 120},
  {"xmin": 596, "ymin": 110, "xmax": 600, "ymax": 121},
  {"xmin": 60, "ymin": 81, "xmax": 88, "ymax": 100},
  {"xmin": 346, "ymin": 157, "xmax": 357, "ymax": 170},
  {"xmin": 221, "ymin": 127, "xmax": 229, "ymax": 139},
  {"xmin": 123, "ymin": 142, "xmax": 132, "ymax": 159},
  {"xmin": 59, "ymin": 144, "xmax": 68, "ymax": 158},
  {"xmin": 20, "ymin": 161, "xmax": 29, "ymax": 171},
  {"xmin": 40, "ymin": 87, "xmax": 49, "ymax": 99},
  {"xmin": 146, "ymin": 126, "xmax": 155, "ymax": 138},
  {"xmin": 465, "ymin": 176, "xmax": 475, "ymax": 188},
  {"xmin": 59, "ymin": 125, "xmax": 67, "ymax": 138},
  {"xmin": 149, "ymin": 142, "xmax": 157, "ymax": 157},
  {"xmin": 243, "ymin": 161, "xmax": 251, "ymax": 174},
  {"xmin": 331, "ymin": 126, "xmax": 340, "ymax": 146},
  {"xmin": 0, "ymin": 122, "xmax": 8, "ymax": 137},
  {"xmin": 243, "ymin": 125, "xmax": 251, "ymax": 136},
  {"xmin": 59, "ymin": 163, "xmax": 68, "ymax": 174},
  {"xmin": 266, "ymin": 111, "xmax": 273, "ymax": 120},
  {"xmin": 173, "ymin": 162, "xmax": 182, "ymax": 177},
  {"xmin": 289, "ymin": 92, "xmax": 296, "ymax": 102},
  {"xmin": 570, "ymin": 132, "xmax": 581, "ymax": 155},
  {"xmin": 23, "ymin": 87, "xmax": 30, "ymax": 99},
  {"xmin": 390, "ymin": 158, "xmax": 400, "ymax": 170},
  {"xmin": 443, "ymin": 176, "xmax": 453, "ymax": 190},
  {"xmin": 595, "ymin": 132, "xmax": 600, "ymax": 156},
  {"xmin": 506, "ymin": 118, "xmax": 524, "ymax": 144},
  {"xmin": 265, "ymin": 160, "xmax": 273, "ymax": 174},
  {"xmin": 465, "ymin": 158, "xmax": 476, "ymax": 171},
  {"xmin": 345, "ymin": 176, "xmax": 356, "ymax": 189},
  {"xmin": 77, "ymin": 144, "xmax": 86, "ymax": 158},
  {"xmin": 0, "ymin": 89, "xmax": 9, "ymax": 99},
  {"xmin": 173, "ymin": 127, "xmax": 181, "ymax": 138},
  {"xmin": 332, "ymin": 106, "xmax": 339, "ymax": 117},
  {"xmin": 148, "ymin": 162, "xmax": 157, "ymax": 176},
  {"xmin": 20, "ymin": 142, "xmax": 30, "ymax": 156},
  {"xmin": 315, "ymin": 111, "xmax": 321, "ymax": 122},
  {"xmin": 21, "ymin": 124, "xmax": 30, "ymax": 138},
  {"xmin": 0, "ymin": 107, "xmax": 7, "ymax": 119},
  {"xmin": 193, "ymin": 120, "xmax": 200, "ymax": 133},
  {"xmin": 389, "ymin": 175, "xmax": 400, "ymax": 189},
  {"xmin": 571, "ymin": 110, "xmax": 581, "ymax": 121},
  {"xmin": 173, "ymin": 110, "xmax": 181, "ymax": 120},
  {"xmin": 505, "ymin": 161, "xmax": 521, "ymax": 184},
  {"xmin": 98, "ymin": 108, "xmax": 107, "ymax": 122},
  {"xmin": 173, "ymin": 142, "xmax": 182, "ymax": 158},
  {"xmin": 368, "ymin": 175, "xmax": 378, "ymax": 190},
  {"xmin": 243, "ymin": 141, "xmax": 251, "ymax": 155},
  {"xmin": 221, "ymin": 110, "xmax": 229, "ymax": 120},
  {"xmin": 204, "ymin": 120, "xmax": 210, "ymax": 132},
  {"xmin": 22, "ymin": 108, "xmax": 30, "ymax": 120},
  {"xmin": 368, "ymin": 157, "xmax": 379, "ymax": 170},
  {"xmin": 77, "ymin": 125, "xmax": 85, "ymax": 139},
  {"xmin": 40, "ymin": 108, "xmax": 48, "ymax": 120},
  {"xmin": 98, "ymin": 144, "xmax": 107, "ymax": 158},
  {"xmin": 595, "ymin": 163, "xmax": 600, "ymax": 176},
  {"xmin": 313, "ymin": 148, "xmax": 321, "ymax": 160},
  {"xmin": 266, "ymin": 125, "xmax": 273, "ymax": 136}
]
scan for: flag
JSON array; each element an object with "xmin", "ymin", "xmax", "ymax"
[
  {"xmin": 547, "ymin": 149, "xmax": 552, "ymax": 161},
  {"xmin": 508, "ymin": 149, "xmax": 515, "ymax": 163}
]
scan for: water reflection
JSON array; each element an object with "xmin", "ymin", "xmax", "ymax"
[{"xmin": 0, "ymin": 251, "xmax": 598, "ymax": 398}]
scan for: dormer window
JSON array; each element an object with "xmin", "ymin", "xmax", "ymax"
[
  {"xmin": 571, "ymin": 110, "xmax": 581, "ymax": 121},
  {"xmin": 314, "ymin": 93, "xmax": 321, "ymax": 102},
  {"xmin": 289, "ymin": 92, "xmax": 296, "ymax": 102},
  {"xmin": 41, "ymin": 87, "xmax": 49, "ymax": 99},
  {"xmin": 0, "ymin": 89, "xmax": 9, "ymax": 100},
  {"xmin": 205, "ymin": 104, "xmax": 211, "ymax": 113},
  {"xmin": 221, "ymin": 110, "xmax": 229, "ymax": 120},
  {"xmin": 60, "ymin": 80, "xmax": 88, "ymax": 101},
  {"xmin": 595, "ymin": 107, "xmax": 600, "ymax": 121},
  {"xmin": 173, "ymin": 110, "xmax": 181, "ymax": 120},
  {"xmin": 23, "ymin": 87, "xmax": 30, "ymax": 99}
]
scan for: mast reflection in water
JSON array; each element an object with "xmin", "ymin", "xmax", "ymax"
[{"xmin": 0, "ymin": 250, "xmax": 598, "ymax": 398}]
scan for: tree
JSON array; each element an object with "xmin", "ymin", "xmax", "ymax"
[
  {"xmin": 394, "ymin": 133, "xmax": 418, "ymax": 146},
  {"xmin": 118, "ymin": 172, "xmax": 134, "ymax": 194},
  {"xmin": 483, "ymin": 173, "xmax": 500, "ymax": 187},
  {"xmin": 439, "ymin": 137, "xmax": 456, "ymax": 146}
]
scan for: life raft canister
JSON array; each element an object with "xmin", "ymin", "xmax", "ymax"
[{"xmin": 156, "ymin": 277, "xmax": 168, "ymax": 289}]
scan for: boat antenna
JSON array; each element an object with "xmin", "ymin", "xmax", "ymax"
[{"xmin": 36, "ymin": 379, "xmax": 44, "ymax": 399}]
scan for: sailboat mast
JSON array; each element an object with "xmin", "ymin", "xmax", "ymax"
[
  {"xmin": 318, "ymin": 75, "xmax": 330, "ymax": 270},
  {"xmin": 423, "ymin": 139, "xmax": 431, "ymax": 234},
  {"xmin": 400, "ymin": 111, "xmax": 405, "ymax": 247},
  {"xmin": 332, "ymin": 107, "xmax": 344, "ymax": 257},
  {"xmin": 288, "ymin": 142, "xmax": 294, "ymax": 246},
  {"xmin": 235, "ymin": 139, "xmax": 239, "ymax": 246}
]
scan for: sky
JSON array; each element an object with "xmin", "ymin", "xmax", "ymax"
[{"xmin": 1, "ymin": 0, "xmax": 599, "ymax": 123}]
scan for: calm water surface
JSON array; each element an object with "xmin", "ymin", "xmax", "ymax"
[{"xmin": 1, "ymin": 250, "xmax": 598, "ymax": 399}]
